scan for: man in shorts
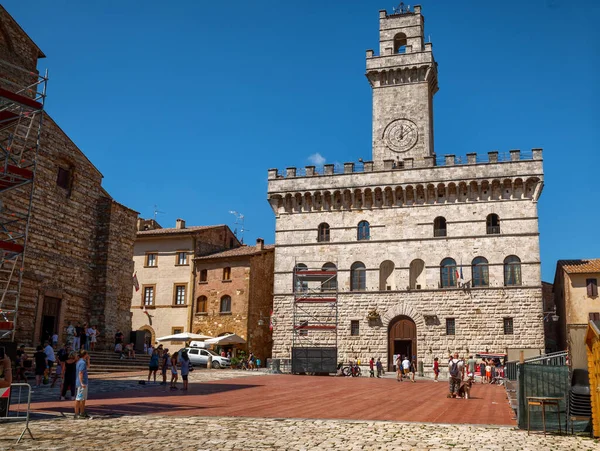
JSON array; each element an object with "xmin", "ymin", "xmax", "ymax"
[
  {"xmin": 74, "ymin": 350, "xmax": 89, "ymax": 419},
  {"xmin": 401, "ymin": 355, "xmax": 411, "ymax": 379}
]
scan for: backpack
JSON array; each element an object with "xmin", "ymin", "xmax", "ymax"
[{"xmin": 449, "ymin": 359, "xmax": 460, "ymax": 377}]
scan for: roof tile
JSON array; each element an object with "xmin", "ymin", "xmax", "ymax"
[
  {"xmin": 195, "ymin": 244, "xmax": 274, "ymax": 260},
  {"xmin": 558, "ymin": 259, "xmax": 600, "ymax": 274},
  {"xmin": 137, "ymin": 225, "xmax": 226, "ymax": 236}
]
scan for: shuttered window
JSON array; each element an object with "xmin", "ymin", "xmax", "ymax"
[
  {"xmin": 589, "ymin": 312, "xmax": 600, "ymax": 321},
  {"xmin": 586, "ymin": 279, "xmax": 598, "ymax": 297}
]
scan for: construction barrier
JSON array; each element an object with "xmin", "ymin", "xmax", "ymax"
[{"xmin": 0, "ymin": 383, "xmax": 34, "ymax": 443}]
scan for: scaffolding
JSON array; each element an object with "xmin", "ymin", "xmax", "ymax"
[
  {"xmin": 291, "ymin": 260, "xmax": 338, "ymax": 373},
  {"xmin": 0, "ymin": 59, "xmax": 48, "ymax": 341}
]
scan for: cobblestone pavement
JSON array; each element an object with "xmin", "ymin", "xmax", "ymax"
[
  {"xmin": 0, "ymin": 415, "xmax": 597, "ymax": 450},
  {"xmin": 10, "ymin": 368, "xmax": 268, "ymax": 404}
]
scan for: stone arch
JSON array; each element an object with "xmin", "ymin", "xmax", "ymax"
[
  {"xmin": 138, "ymin": 325, "xmax": 155, "ymax": 346},
  {"xmin": 382, "ymin": 301, "xmax": 425, "ymax": 329}
]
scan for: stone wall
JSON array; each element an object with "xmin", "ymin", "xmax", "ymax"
[{"xmin": 272, "ymin": 287, "xmax": 544, "ymax": 375}]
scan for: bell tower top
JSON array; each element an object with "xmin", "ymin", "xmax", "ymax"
[{"xmin": 366, "ymin": 4, "xmax": 438, "ymax": 168}]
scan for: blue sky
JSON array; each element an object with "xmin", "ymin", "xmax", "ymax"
[{"xmin": 4, "ymin": 0, "xmax": 599, "ymax": 282}]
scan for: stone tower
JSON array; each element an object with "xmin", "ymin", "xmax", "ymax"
[{"xmin": 367, "ymin": 6, "xmax": 438, "ymax": 167}]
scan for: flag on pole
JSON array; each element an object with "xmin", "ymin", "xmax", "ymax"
[
  {"xmin": 133, "ymin": 272, "xmax": 140, "ymax": 292},
  {"xmin": 269, "ymin": 310, "xmax": 274, "ymax": 331}
]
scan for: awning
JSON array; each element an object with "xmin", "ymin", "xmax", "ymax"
[
  {"xmin": 156, "ymin": 332, "xmax": 213, "ymax": 342},
  {"xmin": 205, "ymin": 333, "xmax": 246, "ymax": 345}
]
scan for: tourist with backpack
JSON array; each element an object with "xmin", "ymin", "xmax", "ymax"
[{"xmin": 447, "ymin": 352, "xmax": 464, "ymax": 398}]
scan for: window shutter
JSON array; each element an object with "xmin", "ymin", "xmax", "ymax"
[{"xmin": 587, "ymin": 279, "xmax": 598, "ymax": 297}]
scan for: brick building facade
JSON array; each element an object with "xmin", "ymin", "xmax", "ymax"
[
  {"xmin": 130, "ymin": 219, "xmax": 240, "ymax": 345},
  {"xmin": 267, "ymin": 6, "xmax": 545, "ymax": 373},
  {"xmin": 193, "ymin": 239, "xmax": 274, "ymax": 361},
  {"xmin": 0, "ymin": 6, "xmax": 138, "ymax": 346}
]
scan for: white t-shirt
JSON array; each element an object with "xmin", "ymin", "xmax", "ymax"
[
  {"xmin": 51, "ymin": 334, "xmax": 58, "ymax": 342},
  {"xmin": 402, "ymin": 358, "xmax": 410, "ymax": 370},
  {"xmin": 44, "ymin": 344, "xmax": 55, "ymax": 362},
  {"xmin": 88, "ymin": 328, "xmax": 96, "ymax": 338}
]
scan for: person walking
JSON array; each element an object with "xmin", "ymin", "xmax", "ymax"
[
  {"xmin": 410, "ymin": 356, "xmax": 417, "ymax": 382},
  {"xmin": 466, "ymin": 355, "xmax": 476, "ymax": 380},
  {"xmin": 170, "ymin": 351, "xmax": 179, "ymax": 390},
  {"xmin": 369, "ymin": 357, "xmax": 375, "ymax": 378},
  {"xmin": 74, "ymin": 350, "xmax": 89, "ymax": 419},
  {"xmin": 401, "ymin": 355, "xmax": 411, "ymax": 380},
  {"xmin": 148, "ymin": 349, "xmax": 159, "ymax": 383},
  {"xmin": 33, "ymin": 345, "xmax": 47, "ymax": 388},
  {"xmin": 376, "ymin": 357, "xmax": 383, "ymax": 378},
  {"xmin": 433, "ymin": 357, "xmax": 440, "ymax": 382},
  {"xmin": 448, "ymin": 352, "xmax": 464, "ymax": 398},
  {"xmin": 395, "ymin": 355, "xmax": 403, "ymax": 381},
  {"xmin": 44, "ymin": 340, "xmax": 56, "ymax": 377},
  {"xmin": 160, "ymin": 348, "xmax": 170, "ymax": 385},
  {"xmin": 180, "ymin": 350, "xmax": 190, "ymax": 391},
  {"xmin": 61, "ymin": 350, "xmax": 77, "ymax": 401}
]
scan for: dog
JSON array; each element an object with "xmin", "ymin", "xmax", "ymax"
[{"xmin": 457, "ymin": 377, "xmax": 474, "ymax": 399}]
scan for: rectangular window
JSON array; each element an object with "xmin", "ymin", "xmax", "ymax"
[
  {"xmin": 56, "ymin": 167, "xmax": 71, "ymax": 189},
  {"xmin": 503, "ymin": 317, "xmax": 514, "ymax": 335},
  {"xmin": 199, "ymin": 269, "xmax": 208, "ymax": 283},
  {"xmin": 587, "ymin": 279, "xmax": 598, "ymax": 297},
  {"xmin": 589, "ymin": 312, "xmax": 600, "ymax": 321},
  {"xmin": 176, "ymin": 251, "xmax": 188, "ymax": 266},
  {"xmin": 298, "ymin": 321, "xmax": 308, "ymax": 337},
  {"xmin": 350, "ymin": 320, "xmax": 360, "ymax": 336},
  {"xmin": 145, "ymin": 253, "xmax": 157, "ymax": 267},
  {"xmin": 196, "ymin": 296, "xmax": 207, "ymax": 313},
  {"xmin": 445, "ymin": 318, "xmax": 455, "ymax": 335},
  {"xmin": 223, "ymin": 267, "xmax": 231, "ymax": 281},
  {"xmin": 174, "ymin": 285, "xmax": 186, "ymax": 305},
  {"xmin": 143, "ymin": 286, "xmax": 154, "ymax": 306}
]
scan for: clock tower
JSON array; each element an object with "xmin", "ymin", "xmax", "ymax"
[{"xmin": 366, "ymin": 5, "xmax": 438, "ymax": 167}]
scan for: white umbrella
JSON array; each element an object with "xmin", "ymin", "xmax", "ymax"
[
  {"xmin": 205, "ymin": 333, "xmax": 246, "ymax": 345},
  {"xmin": 156, "ymin": 332, "xmax": 213, "ymax": 342}
]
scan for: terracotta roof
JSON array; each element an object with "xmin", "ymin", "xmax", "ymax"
[
  {"xmin": 557, "ymin": 259, "xmax": 600, "ymax": 274},
  {"xmin": 137, "ymin": 225, "xmax": 226, "ymax": 237},
  {"xmin": 195, "ymin": 244, "xmax": 274, "ymax": 260}
]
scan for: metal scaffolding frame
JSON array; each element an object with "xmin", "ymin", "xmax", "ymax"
[
  {"xmin": 0, "ymin": 59, "xmax": 48, "ymax": 341},
  {"xmin": 291, "ymin": 259, "xmax": 338, "ymax": 373}
]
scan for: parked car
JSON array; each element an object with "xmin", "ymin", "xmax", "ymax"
[{"xmin": 183, "ymin": 347, "xmax": 230, "ymax": 369}]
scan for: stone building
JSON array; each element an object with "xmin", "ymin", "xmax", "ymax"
[
  {"xmin": 0, "ymin": 6, "xmax": 138, "ymax": 347},
  {"xmin": 130, "ymin": 219, "xmax": 240, "ymax": 345},
  {"xmin": 192, "ymin": 239, "xmax": 274, "ymax": 361},
  {"xmin": 553, "ymin": 259, "xmax": 600, "ymax": 370},
  {"xmin": 266, "ymin": 6, "xmax": 545, "ymax": 373}
]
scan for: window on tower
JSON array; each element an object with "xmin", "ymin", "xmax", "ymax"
[{"xmin": 393, "ymin": 32, "xmax": 407, "ymax": 53}]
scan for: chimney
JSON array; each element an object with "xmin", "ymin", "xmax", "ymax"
[
  {"xmin": 256, "ymin": 238, "xmax": 264, "ymax": 250},
  {"xmin": 175, "ymin": 219, "xmax": 186, "ymax": 229},
  {"xmin": 136, "ymin": 218, "xmax": 143, "ymax": 231}
]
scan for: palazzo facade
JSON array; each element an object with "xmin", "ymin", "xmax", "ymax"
[{"xmin": 267, "ymin": 6, "xmax": 545, "ymax": 374}]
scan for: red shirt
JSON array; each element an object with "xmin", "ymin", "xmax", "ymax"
[{"xmin": 433, "ymin": 361, "xmax": 439, "ymax": 372}]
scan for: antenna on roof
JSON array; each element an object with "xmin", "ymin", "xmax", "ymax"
[
  {"xmin": 229, "ymin": 210, "xmax": 248, "ymax": 245},
  {"xmin": 153, "ymin": 205, "xmax": 165, "ymax": 221}
]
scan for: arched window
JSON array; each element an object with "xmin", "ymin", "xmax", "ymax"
[
  {"xmin": 220, "ymin": 295, "xmax": 231, "ymax": 313},
  {"xmin": 379, "ymin": 260, "xmax": 395, "ymax": 291},
  {"xmin": 321, "ymin": 262, "xmax": 337, "ymax": 292},
  {"xmin": 434, "ymin": 217, "xmax": 447, "ymax": 237},
  {"xmin": 294, "ymin": 263, "xmax": 308, "ymax": 293},
  {"xmin": 440, "ymin": 258, "xmax": 457, "ymax": 288},
  {"xmin": 393, "ymin": 32, "xmax": 407, "ymax": 54},
  {"xmin": 471, "ymin": 257, "xmax": 489, "ymax": 287},
  {"xmin": 357, "ymin": 221, "xmax": 370, "ymax": 241},
  {"xmin": 196, "ymin": 296, "xmax": 207, "ymax": 313},
  {"xmin": 222, "ymin": 267, "xmax": 231, "ymax": 280},
  {"xmin": 486, "ymin": 214, "xmax": 500, "ymax": 235},
  {"xmin": 409, "ymin": 259, "xmax": 425, "ymax": 289},
  {"xmin": 317, "ymin": 223, "xmax": 330, "ymax": 242},
  {"xmin": 351, "ymin": 262, "xmax": 366, "ymax": 291},
  {"xmin": 504, "ymin": 256, "xmax": 522, "ymax": 286}
]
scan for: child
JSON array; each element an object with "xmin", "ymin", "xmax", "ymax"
[{"xmin": 433, "ymin": 357, "xmax": 439, "ymax": 382}]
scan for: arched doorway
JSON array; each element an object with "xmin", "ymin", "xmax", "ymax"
[{"xmin": 388, "ymin": 316, "xmax": 417, "ymax": 371}]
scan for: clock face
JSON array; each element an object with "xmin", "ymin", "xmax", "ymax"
[{"xmin": 383, "ymin": 119, "xmax": 418, "ymax": 153}]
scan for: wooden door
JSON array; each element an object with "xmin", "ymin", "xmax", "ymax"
[{"xmin": 388, "ymin": 317, "xmax": 417, "ymax": 370}]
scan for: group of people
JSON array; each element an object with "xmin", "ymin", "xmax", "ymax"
[
  {"xmin": 146, "ymin": 344, "xmax": 191, "ymax": 391},
  {"xmin": 13, "ymin": 341, "xmax": 91, "ymax": 418},
  {"xmin": 65, "ymin": 323, "xmax": 99, "ymax": 351}
]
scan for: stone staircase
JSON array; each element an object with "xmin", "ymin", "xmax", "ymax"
[{"xmin": 24, "ymin": 348, "xmax": 152, "ymax": 374}]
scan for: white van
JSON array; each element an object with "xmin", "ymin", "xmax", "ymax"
[{"xmin": 189, "ymin": 341, "xmax": 212, "ymax": 349}]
